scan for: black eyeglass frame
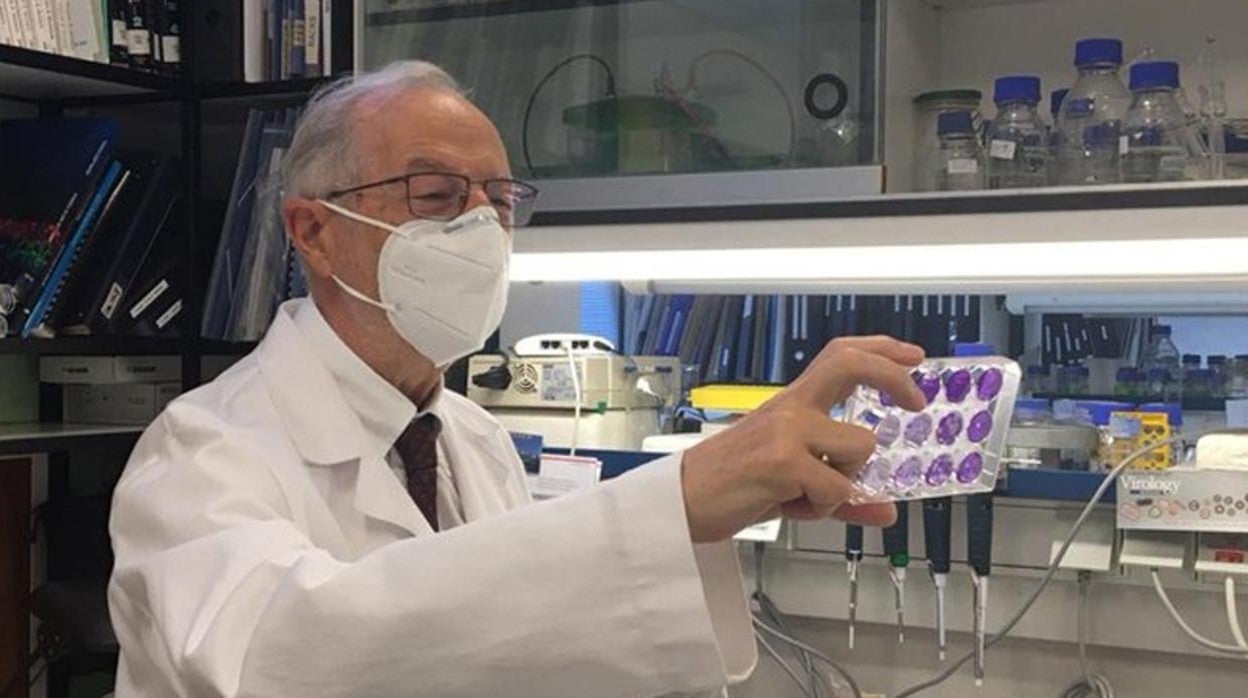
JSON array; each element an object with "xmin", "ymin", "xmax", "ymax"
[{"xmin": 325, "ymin": 170, "xmax": 541, "ymax": 227}]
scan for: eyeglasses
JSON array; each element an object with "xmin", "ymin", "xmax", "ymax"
[{"xmin": 326, "ymin": 171, "xmax": 540, "ymax": 228}]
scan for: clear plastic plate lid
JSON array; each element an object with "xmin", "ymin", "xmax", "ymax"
[{"xmin": 843, "ymin": 357, "xmax": 1022, "ymax": 503}]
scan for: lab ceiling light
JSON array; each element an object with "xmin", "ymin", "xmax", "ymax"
[{"xmin": 511, "ymin": 237, "xmax": 1248, "ymax": 293}]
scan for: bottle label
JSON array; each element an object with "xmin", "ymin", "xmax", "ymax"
[
  {"xmin": 1118, "ymin": 135, "xmax": 1130, "ymax": 155},
  {"xmin": 989, "ymin": 140, "xmax": 1017, "ymax": 160},
  {"xmin": 947, "ymin": 159, "xmax": 979, "ymax": 174},
  {"xmin": 126, "ymin": 29, "xmax": 151, "ymax": 56}
]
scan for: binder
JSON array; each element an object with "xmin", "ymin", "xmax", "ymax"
[
  {"xmin": 288, "ymin": 0, "xmax": 304, "ymax": 77},
  {"xmin": 61, "ymin": 155, "xmax": 180, "ymax": 335},
  {"xmin": 21, "ymin": 161, "xmax": 125, "ymax": 337},
  {"xmin": 32, "ymin": 165, "xmax": 136, "ymax": 337},
  {"xmin": 733, "ymin": 295, "xmax": 755, "ymax": 380}
]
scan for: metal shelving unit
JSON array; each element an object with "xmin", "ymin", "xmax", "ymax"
[{"xmin": 0, "ymin": 24, "xmax": 353, "ymax": 452}]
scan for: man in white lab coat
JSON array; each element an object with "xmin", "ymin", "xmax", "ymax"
[{"xmin": 108, "ymin": 61, "xmax": 924, "ymax": 697}]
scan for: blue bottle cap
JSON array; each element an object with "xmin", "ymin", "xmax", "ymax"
[
  {"xmin": 1209, "ymin": 355, "xmax": 1228, "ymax": 366},
  {"xmin": 938, "ymin": 110, "xmax": 975, "ymax": 136},
  {"xmin": 1074, "ymin": 38, "xmax": 1124, "ymax": 68},
  {"xmin": 1075, "ymin": 400, "xmax": 1133, "ymax": 427},
  {"xmin": 954, "ymin": 342, "xmax": 996, "ymax": 357},
  {"xmin": 1129, "ymin": 61, "xmax": 1180, "ymax": 92},
  {"xmin": 1181, "ymin": 354, "xmax": 1202, "ymax": 367},
  {"xmin": 1153, "ymin": 324, "xmax": 1172, "ymax": 337},
  {"xmin": 1116, "ymin": 367, "xmax": 1143, "ymax": 381},
  {"xmin": 1138, "ymin": 402, "xmax": 1183, "ymax": 428},
  {"xmin": 994, "ymin": 76, "xmax": 1042, "ymax": 105},
  {"xmin": 1050, "ymin": 88, "xmax": 1069, "ymax": 117}
]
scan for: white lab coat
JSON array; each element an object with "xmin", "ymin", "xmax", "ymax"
[{"xmin": 108, "ymin": 299, "xmax": 756, "ymax": 697}]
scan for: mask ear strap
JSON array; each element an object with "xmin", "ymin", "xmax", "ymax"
[
  {"xmin": 332, "ymin": 274, "xmax": 397, "ymax": 312},
  {"xmin": 317, "ymin": 199, "xmax": 401, "ymax": 233}
]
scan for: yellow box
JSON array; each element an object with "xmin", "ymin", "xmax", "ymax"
[
  {"xmin": 1106, "ymin": 411, "xmax": 1172, "ymax": 471},
  {"xmin": 690, "ymin": 384, "xmax": 784, "ymax": 413}
]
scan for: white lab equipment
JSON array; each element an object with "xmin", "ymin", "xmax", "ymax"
[{"xmin": 467, "ymin": 347, "xmax": 682, "ymax": 450}]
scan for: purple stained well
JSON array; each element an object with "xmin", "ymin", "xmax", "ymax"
[
  {"xmin": 976, "ymin": 368, "xmax": 1004, "ymax": 401},
  {"xmin": 967, "ymin": 411, "xmax": 994, "ymax": 443},
  {"xmin": 894, "ymin": 456, "xmax": 924, "ymax": 489},
  {"xmin": 876, "ymin": 414, "xmax": 902, "ymax": 447},
  {"xmin": 862, "ymin": 457, "xmax": 892, "ymax": 491},
  {"xmin": 913, "ymin": 371, "xmax": 941, "ymax": 404},
  {"xmin": 880, "ymin": 391, "xmax": 896, "ymax": 408},
  {"xmin": 944, "ymin": 368, "xmax": 972, "ymax": 403},
  {"xmin": 904, "ymin": 414, "xmax": 934, "ymax": 445},
  {"xmin": 957, "ymin": 452, "xmax": 984, "ymax": 483},
  {"xmin": 926, "ymin": 454, "xmax": 954, "ymax": 486},
  {"xmin": 936, "ymin": 411, "xmax": 964, "ymax": 445}
]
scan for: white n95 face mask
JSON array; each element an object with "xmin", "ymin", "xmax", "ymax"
[{"xmin": 317, "ymin": 200, "xmax": 511, "ymax": 368}]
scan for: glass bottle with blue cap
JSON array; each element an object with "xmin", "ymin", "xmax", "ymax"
[
  {"xmin": 986, "ymin": 76, "xmax": 1049, "ymax": 189},
  {"xmin": 1056, "ymin": 38, "xmax": 1130, "ymax": 185},
  {"xmin": 1122, "ymin": 60, "xmax": 1203, "ymax": 182},
  {"xmin": 937, "ymin": 111, "xmax": 984, "ymax": 191}
]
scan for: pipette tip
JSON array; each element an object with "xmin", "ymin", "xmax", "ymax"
[
  {"xmin": 898, "ymin": 631, "xmax": 905, "ymax": 644},
  {"xmin": 939, "ymin": 650, "xmax": 946, "ymax": 661},
  {"xmin": 848, "ymin": 627, "xmax": 855, "ymax": 650},
  {"xmin": 975, "ymin": 678, "xmax": 984, "ymax": 688}
]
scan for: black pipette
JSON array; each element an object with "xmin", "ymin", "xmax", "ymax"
[
  {"xmin": 923, "ymin": 496, "xmax": 953, "ymax": 661},
  {"xmin": 967, "ymin": 492, "xmax": 995, "ymax": 687},
  {"xmin": 882, "ymin": 502, "xmax": 911, "ymax": 644},
  {"xmin": 845, "ymin": 523, "xmax": 863, "ymax": 649}
]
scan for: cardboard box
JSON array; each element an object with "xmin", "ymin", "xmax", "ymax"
[
  {"xmin": 62, "ymin": 382, "xmax": 181, "ymax": 425},
  {"xmin": 40, "ymin": 355, "xmax": 181, "ymax": 384}
]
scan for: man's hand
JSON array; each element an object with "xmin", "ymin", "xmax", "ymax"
[{"xmin": 681, "ymin": 336, "xmax": 926, "ymax": 543}]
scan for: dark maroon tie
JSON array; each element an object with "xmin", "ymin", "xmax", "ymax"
[{"xmin": 395, "ymin": 414, "xmax": 442, "ymax": 531}]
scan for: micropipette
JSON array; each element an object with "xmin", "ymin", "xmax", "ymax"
[
  {"xmin": 845, "ymin": 524, "xmax": 863, "ymax": 649},
  {"xmin": 882, "ymin": 502, "xmax": 911, "ymax": 644},
  {"xmin": 967, "ymin": 492, "xmax": 995, "ymax": 686},
  {"xmin": 923, "ymin": 496, "xmax": 953, "ymax": 661}
]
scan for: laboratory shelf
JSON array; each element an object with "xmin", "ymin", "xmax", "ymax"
[
  {"xmin": 197, "ymin": 77, "xmax": 338, "ymax": 100},
  {"xmin": 546, "ymin": 447, "xmax": 1117, "ymax": 503},
  {"xmin": 1035, "ymin": 393, "xmax": 1228, "ymax": 413},
  {"xmin": 0, "ymin": 422, "xmax": 144, "ymax": 457},
  {"xmin": 529, "ymin": 180, "xmax": 1248, "ymax": 227},
  {"xmin": 0, "ymin": 336, "xmax": 184, "ymax": 356},
  {"xmin": 0, "ymin": 44, "xmax": 178, "ymax": 102}
]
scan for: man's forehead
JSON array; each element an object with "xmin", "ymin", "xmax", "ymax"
[{"xmin": 351, "ymin": 88, "xmax": 509, "ymax": 179}]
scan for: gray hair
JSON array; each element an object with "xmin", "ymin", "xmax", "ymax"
[{"xmin": 282, "ymin": 60, "xmax": 463, "ymax": 198}]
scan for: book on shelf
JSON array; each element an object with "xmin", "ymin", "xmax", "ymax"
[
  {"xmin": 0, "ymin": 117, "xmax": 185, "ymax": 340},
  {"xmin": 0, "ymin": 1, "xmax": 175, "ymax": 68},
  {"xmin": 191, "ymin": 0, "xmax": 333, "ymax": 83},
  {"xmin": 201, "ymin": 105, "xmax": 308, "ymax": 342}
]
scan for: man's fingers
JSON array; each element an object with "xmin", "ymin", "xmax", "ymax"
[
  {"xmin": 794, "ymin": 346, "xmax": 927, "ymax": 413},
  {"xmin": 812, "ymin": 335, "xmax": 925, "ymax": 369},
  {"xmin": 798, "ymin": 418, "xmax": 877, "ymax": 475},
  {"xmin": 834, "ymin": 501, "xmax": 898, "ymax": 527},
  {"xmin": 794, "ymin": 453, "xmax": 857, "ymax": 510}
]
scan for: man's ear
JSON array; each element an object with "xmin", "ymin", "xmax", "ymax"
[{"xmin": 283, "ymin": 197, "xmax": 335, "ymax": 279}]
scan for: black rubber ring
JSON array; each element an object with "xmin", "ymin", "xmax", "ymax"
[{"xmin": 804, "ymin": 72, "xmax": 849, "ymax": 120}]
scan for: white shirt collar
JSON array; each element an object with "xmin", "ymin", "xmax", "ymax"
[{"xmin": 292, "ymin": 299, "xmax": 442, "ymax": 456}]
